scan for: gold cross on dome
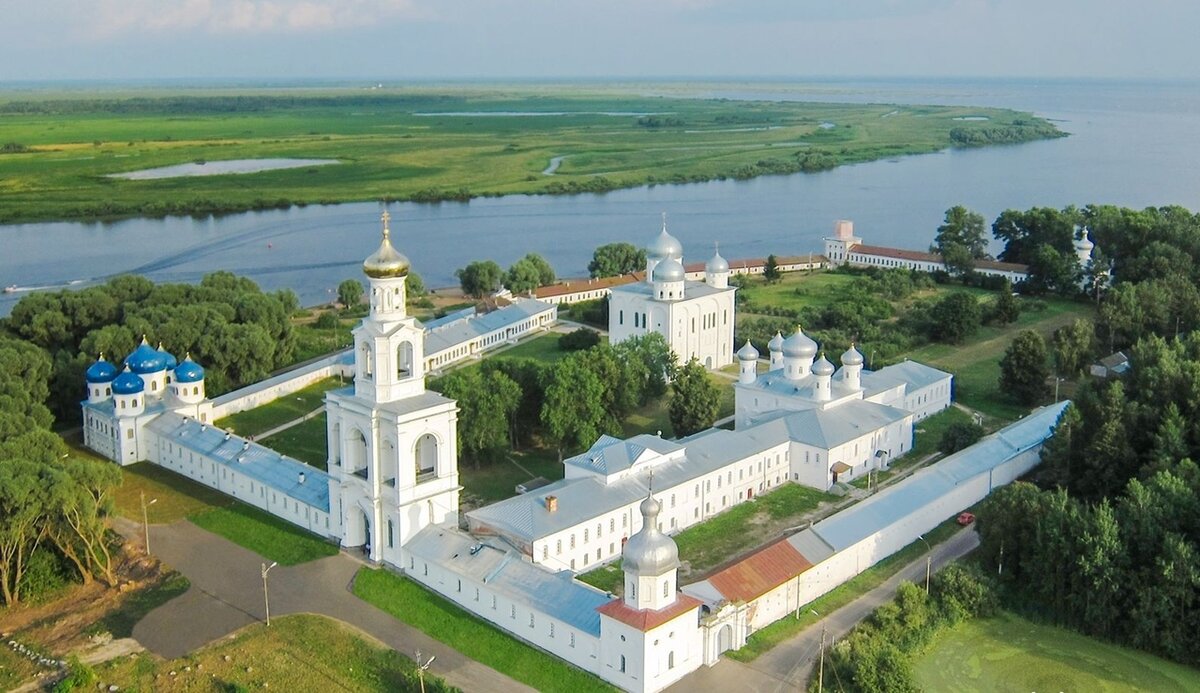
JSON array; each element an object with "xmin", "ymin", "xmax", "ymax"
[{"xmin": 381, "ymin": 210, "xmax": 391, "ymax": 235}]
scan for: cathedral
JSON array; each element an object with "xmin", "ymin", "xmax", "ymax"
[{"xmin": 608, "ymin": 216, "xmax": 737, "ymax": 369}]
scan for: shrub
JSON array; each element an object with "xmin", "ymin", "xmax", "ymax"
[{"xmin": 559, "ymin": 327, "xmax": 601, "ymax": 351}]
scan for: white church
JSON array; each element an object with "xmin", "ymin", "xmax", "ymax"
[
  {"xmin": 81, "ymin": 213, "xmax": 1060, "ymax": 693},
  {"xmin": 608, "ymin": 216, "xmax": 737, "ymax": 369}
]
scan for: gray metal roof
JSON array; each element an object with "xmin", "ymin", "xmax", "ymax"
[
  {"xmin": 327, "ymin": 387, "xmax": 456, "ymax": 419},
  {"xmin": 610, "ymin": 278, "xmax": 733, "ymax": 300},
  {"xmin": 786, "ymin": 528, "xmax": 836, "ymax": 564},
  {"xmin": 405, "ymin": 526, "xmax": 611, "ymax": 636},
  {"xmin": 421, "ymin": 306, "xmax": 476, "ymax": 332},
  {"xmin": 563, "ymin": 434, "xmax": 682, "ymax": 477},
  {"xmin": 424, "ymin": 299, "xmax": 556, "ymax": 356},
  {"xmin": 752, "ymin": 400, "xmax": 911, "ymax": 449},
  {"xmin": 146, "ymin": 412, "xmax": 331, "ymax": 511},
  {"xmin": 810, "ymin": 402, "xmax": 1068, "ymax": 551},
  {"xmin": 872, "ymin": 360, "xmax": 951, "ymax": 391}
]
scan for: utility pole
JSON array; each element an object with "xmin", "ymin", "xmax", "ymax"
[
  {"xmin": 817, "ymin": 622, "xmax": 826, "ymax": 693},
  {"xmin": 140, "ymin": 491, "xmax": 157, "ymax": 554},
  {"xmin": 261, "ymin": 561, "xmax": 278, "ymax": 626},
  {"xmin": 415, "ymin": 650, "xmax": 436, "ymax": 693},
  {"xmin": 917, "ymin": 534, "xmax": 931, "ymax": 593}
]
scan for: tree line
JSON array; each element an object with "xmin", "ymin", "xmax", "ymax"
[
  {"xmin": 431, "ymin": 332, "xmax": 721, "ymax": 465},
  {"xmin": 4, "ymin": 272, "xmax": 301, "ymax": 422}
]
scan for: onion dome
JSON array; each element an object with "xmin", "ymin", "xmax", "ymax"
[
  {"xmin": 737, "ymin": 340, "xmax": 760, "ymax": 362},
  {"xmin": 1075, "ymin": 235, "xmax": 1094, "ymax": 251},
  {"xmin": 623, "ymin": 494, "xmax": 679, "ymax": 574},
  {"xmin": 653, "ymin": 257, "xmax": 686, "ymax": 282},
  {"xmin": 813, "ymin": 354, "xmax": 835, "ymax": 377},
  {"xmin": 768, "ymin": 331, "xmax": 785, "ymax": 353},
  {"xmin": 648, "ymin": 214, "xmax": 683, "ymax": 260},
  {"xmin": 174, "ymin": 354, "xmax": 205, "ymax": 384},
  {"xmin": 125, "ymin": 337, "xmax": 167, "ymax": 374},
  {"xmin": 706, "ymin": 246, "xmax": 729, "ymax": 274},
  {"xmin": 782, "ymin": 326, "xmax": 818, "ymax": 358},
  {"xmin": 85, "ymin": 353, "xmax": 118, "ymax": 383},
  {"xmin": 158, "ymin": 343, "xmax": 178, "ymax": 371},
  {"xmin": 841, "ymin": 343, "xmax": 864, "ymax": 366},
  {"xmin": 112, "ymin": 366, "xmax": 145, "ymax": 395},
  {"xmin": 363, "ymin": 210, "xmax": 411, "ymax": 279}
]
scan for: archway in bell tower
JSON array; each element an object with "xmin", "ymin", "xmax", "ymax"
[
  {"xmin": 397, "ymin": 341, "xmax": 414, "ymax": 378},
  {"xmin": 415, "ymin": 433, "xmax": 437, "ymax": 479}
]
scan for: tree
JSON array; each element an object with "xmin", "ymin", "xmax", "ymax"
[
  {"xmin": 559, "ymin": 327, "xmax": 600, "ymax": 352},
  {"xmin": 929, "ymin": 292, "xmax": 981, "ymax": 344},
  {"xmin": 455, "ymin": 260, "xmax": 504, "ymax": 298},
  {"xmin": 934, "ymin": 205, "xmax": 987, "ymax": 275},
  {"xmin": 47, "ymin": 458, "xmax": 121, "ymax": 587},
  {"xmin": 406, "ymin": 271, "xmax": 426, "ymax": 297},
  {"xmin": 613, "ymin": 332, "xmax": 676, "ymax": 404},
  {"xmin": 763, "ymin": 254, "xmax": 781, "ymax": 283},
  {"xmin": 939, "ymin": 421, "xmax": 985, "ymax": 454},
  {"xmin": 1025, "ymin": 243, "xmax": 1081, "ymax": 295},
  {"xmin": 588, "ymin": 243, "xmax": 646, "ymax": 278},
  {"xmin": 505, "ymin": 253, "xmax": 556, "ymax": 294},
  {"xmin": 1053, "ymin": 319, "xmax": 1096, "ymax": 377},
  {"xmin": 437, "ymin": 368, "xmax": 520, "ymax": 465},
  {"xmin": 481, "ymin": 358, "xmax": 549, "ymax": 448},
  {"xmin": 336, "ymin": 278, "xmax": 362, "ymax": 306},
  {"xmin": 988, "ymin": 279, "xmax": 1020, "ymax": 325},
  {"xmin": 541, "ymin": 353, "xmax": 610, "ymax": 459},
  {"xmin": 992, "ymin": 206, "xmax": 1079, "ymax": 265},
  {"xmin": 0, "ymin": 459, "xmax": 52, "ymax": 605},
  {"xmin": 668, "ymin": 359, "xmax": 721, "ymax": 437},
  {"xmin": 999, "ymin": 329, "xmax": 1050, "ymax": 406}
]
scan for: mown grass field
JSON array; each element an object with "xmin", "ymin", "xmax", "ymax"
[
  {"xmin": 914, "ymin": 611, "xmax": 1200, "ymax": 693},
  {"xmin": 95, "ymin": 614, "xmax": 454, "ymax": 692},
  {"xmin": 353, "ymin": 569, "xmax": 613, "ymax": 693},
  {"xmin": 261, "ymin": 412, "xmax": 329, "ymax": 470},
  {"xmin": 215, "ymin": 376, "xmax": 343, "ymax": 437},
  {"xmin": 0, "ymin": 89, "xmax": 1060, "ymax": 223}
]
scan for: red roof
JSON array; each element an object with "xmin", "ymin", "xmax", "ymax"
[
  {"xmin": 705, "ymin": 539, "xmax": 813, "ymax": 603},
  {"xmin": 534, "ymin": 272, "xmax": 643, "ymax": 299},
  {"xmin": 597, "ymin": 594, "xmax": 703, "ymax": 632},
  {"xmin": 851, "ymin": 244, "xmax": 1028, "ymax": 273}
]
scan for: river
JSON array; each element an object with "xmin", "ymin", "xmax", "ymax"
[{"xmin": 2, "ymin": 78, "xmax": 1198, "ymax": 316}]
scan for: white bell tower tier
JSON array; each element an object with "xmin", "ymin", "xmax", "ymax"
[{"xmin": 326, "ymin": 210, "xmax": 461, "ymax": 565}]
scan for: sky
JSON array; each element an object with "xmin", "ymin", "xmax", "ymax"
[{"xmin": 1, "ymin": 0, "xmax": 1197, "ymax": 83}]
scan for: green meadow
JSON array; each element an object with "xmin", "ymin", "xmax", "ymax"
[{"xmin": 0, "ymin": 88, "xmax": 1061, "ymax": 223}]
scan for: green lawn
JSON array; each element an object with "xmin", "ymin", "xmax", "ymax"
[
  {"xmin": 95, "ymin": 614, "xmax": 456, "ymax": 693},
  {"xmin": 737, "ymin": 271, "xmax": 858, "ymax": 312},
  {"xmin": 905, "ymin": 297, "xmax": 1093, "ymax": 420},
  {"xmin": 215, "ymin": 377, "xmax": 344, "ymax": 437},
  {"xmin": 728, "ymin": 518, "xmax": 964, "ymax": 662},
  {"xmin": 0, "ymin": 89, "xmax": 1060, "ymax": 224},
  {"xmin": 261, "ymin": 413, "xmax": 329, "ymax": 470},
  {"xmin": 907, "ymin": 406, "xmax": 975, "ymax": 463},
  {"xmin": 353, "ymin": 568, "xmax": 613, "ymax": 693},
  {"xmin": 0, "ymin": 644, "xmax": 40, "ymax": 691},
  {"xmin": 460, "ymin": 447, "xmax": 565, "ymax": 505},
  {"xmin": 915, "ymin": 611, "xmax": 1200, "ymax": 693},
  {"xmin": 189, "ymin": 504, "xmax": 338, "ymax": 566},
  {"xmin": 111, "ymin": 457, "xmax": 336, "ymax": 565},
  {"xmin": 495, "ymin": 333, "xmax": 568, "ymax": 363}
]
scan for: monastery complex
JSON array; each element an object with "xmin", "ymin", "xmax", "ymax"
[{"xmin": 81, "ymin": 214, "xmax": 1067, "ymax": 692}]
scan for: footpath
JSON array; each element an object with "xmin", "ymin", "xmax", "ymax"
[{"xmin": 114, "ymin": 518, "xmax": 533, "ymax": 693}]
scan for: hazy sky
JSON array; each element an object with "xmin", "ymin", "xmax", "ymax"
[{"xmin": 2, "ymin": 0, "xmax": 1196, "ymax": 82}]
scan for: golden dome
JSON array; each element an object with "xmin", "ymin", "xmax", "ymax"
[{"xmin": 363, "ymin": 210, "xmax": 411, "ymax": 279}]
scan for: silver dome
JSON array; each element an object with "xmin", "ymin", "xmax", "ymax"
[
  {"xmin": 648, "ymin": 219, "xmax": 683, "ymax": 261},
  {"xmin": 813, "ymin": 354, "xmax": 835, "ymax": 376},
  {"xmin": 653, "ymin": 257, "xmax": 686, "ymax": 282},
  {"xmin": 782, "ymin": 327, "xmax": 818, "ymax": 358},
  {"xmin": 737, "ymin": 340, "xmax": 760, "ymax": 362},
  {"xmin": 706, "ymin": 249, "xmax": 729, "ymax": 274},
  {"xmin": 768, "ymin": 331, "xmax": 785, "ymax": 353},
  {"xmin": 622, "ymin": 494, "xmax": 680, "ymax": 575},
  {"xmin": 841, "ymin": 344, "xmax": 864, "ymax": 366}
]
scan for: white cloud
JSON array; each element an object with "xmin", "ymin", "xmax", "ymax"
[{"xmin": 86, "ymin": 0, "xmax": 429, "ymax": 37}]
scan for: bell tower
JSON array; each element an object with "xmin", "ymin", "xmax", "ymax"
[{"xmin": 354, "ymin": 211, "xmax": 427, "ymax": 404}]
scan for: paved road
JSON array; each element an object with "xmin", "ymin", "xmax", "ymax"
[
  {"xmin": 668, "ymin": 526, "xmax": 980, "ymax": 692},
  {"xmin": 122, "ymin": 519, "xmax": 532, "ymax": 693}
]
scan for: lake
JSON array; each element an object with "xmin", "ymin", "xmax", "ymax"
[{"xmin": 2, "ymin": 78, "xmax": 1198, "ymax": 315}]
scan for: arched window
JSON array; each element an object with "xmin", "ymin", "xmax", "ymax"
[
  {"xmin": 415, "ymin": 433, "xmax": 437, "ymax": 478},
  {"xmin": 397, "ymin": 341, "xmax": 414, "ymax": 378},
  {"xmin": 620, "ymin": 655, "xmax": 626, "ymax": 673},
  {"xmin": 347, "ymin": 429, "xmax": 368, "ymax": 479},
  {"xmin": 360, "ymin": 342, "xmax": 373, "ymax": 379}
]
